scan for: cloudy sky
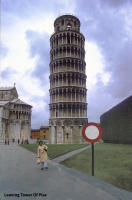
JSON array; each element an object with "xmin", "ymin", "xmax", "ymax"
[{"xmin": 1, "ymin": 0, "xmax": 132, "ymax": 128}]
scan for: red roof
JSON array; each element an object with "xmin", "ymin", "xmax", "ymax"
[
  {"xmin": 40, "ymin": 126, "xmax": 49, "ymax": 129},
  {"xmin": 31, "ymin": 129, "xmax": 40, "ymax": 132}
]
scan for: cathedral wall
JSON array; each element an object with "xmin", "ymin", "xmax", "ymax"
[
  {"xmin": 21, "ymin": 120, "xmax": 30, "ymax": 140},
  {"xmin": 0, "ymin": 87, "xmax": 32, "ymax": 142},
  {"xmin": 0, "ymin": 107, "xmax": 9, "ymax": 142},
  {"xmin": 0, "ymin": 119, "xmax": 6, "ymax": 141},
  {"xmin": 0, "ymin": 89, "xmax": 17, "ymax": 101},
  {"xmin": 9, "ymin": 121, "xmax": 21, "ymax": 140},
  {"xmin": 9, "ymin": 120, "xmax": 31, "ymax": 141},
  {"xmin": 0, "ymin": 107, "xmax": 3, "ymax": 118}
]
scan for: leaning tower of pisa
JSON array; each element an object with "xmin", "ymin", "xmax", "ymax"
[{"xmin": 49, "ymin": 14, "xmax": 88, "ymax": 144}]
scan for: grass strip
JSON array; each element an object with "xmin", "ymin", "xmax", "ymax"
[
  {"xmin": 20, "ymin": 143, "xmax": 88, "ymax": 159},
  {"xmin": 61, "ymin": 143, "xmax": 132, "ymax": 192}
]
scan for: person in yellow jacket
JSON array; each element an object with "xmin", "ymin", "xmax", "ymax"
[{"xmin": 37, "ymin": 141, "xmax": 48, "ymax": 170}]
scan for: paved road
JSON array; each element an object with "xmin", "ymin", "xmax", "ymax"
[{"xmin": 0, "ymin": 144, "xmax": 132, "ymax": 200}]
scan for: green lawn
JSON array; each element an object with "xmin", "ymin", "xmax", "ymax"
[
  {"xmin": 20, "ymin": 144, "xmax": 88, "ymax": 159},
  {"xmin": 61, "ymin": 143, "xmax": 132, "ymax": 192}
]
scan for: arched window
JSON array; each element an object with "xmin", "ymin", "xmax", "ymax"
[
  {"xmin": 67, "ymin": 23, "xmax": 72, "ymax": 30},
  {"xmin": 67, "ymin": 34, "xmax": 70, "ymax": 44},
  {"xmin": 62, "ymin": 19, "xmax": 64, "ymax": 25},
  {"xmin": 74, "ymin": 21, "xmax": 76, "ymax": 27},
  {"xmin": 57, "ymin": 26, "xmax": 60, "ymax": 31}
]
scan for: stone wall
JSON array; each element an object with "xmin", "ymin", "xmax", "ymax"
[{"xmin": 100, "ymin": 96, "xmax": 132, "ymax": 144}]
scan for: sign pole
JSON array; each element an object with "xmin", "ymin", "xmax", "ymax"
[
  {"xmin": 82, "ymin": 122, "xmax": 102, "ymax": 177},
  {"xmin": 92, "ymin": 143, "xmax": 94, "ymax": 176}
]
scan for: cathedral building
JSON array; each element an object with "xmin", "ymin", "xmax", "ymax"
[
  {"xmin": 49, "ymin": 15, "xmax": 88, "ymax": 144},
  {"xmin": 0, "ymin": 86, "xmax": 32, "ymax": 142}
]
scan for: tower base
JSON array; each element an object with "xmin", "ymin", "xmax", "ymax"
[{"xmin": 49, "ymin": 118, "xmax": 88, "ymax": 144}]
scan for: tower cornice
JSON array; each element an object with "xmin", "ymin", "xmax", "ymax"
[{"xmin": 50, "ymin": 30, "xmax": 85, "ymax": 41}]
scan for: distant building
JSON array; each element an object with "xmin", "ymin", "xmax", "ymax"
[
  {"xmin": 40, "ymin": 126, "xmax": 49, "ymax": 139},
  {"xmin": 31, "ymin": 126, "xmax": 49, "ymax": 140},
  {"xmin": 100, "ymin": 96, "xmax": 132, "ymax": 144},
  {"xmin": 31, "ymin": 129, "xmax": 40, "ymax": 139},
  {"xmin": 0, "ymin": 86, "xmax": 32, "ymax": 142}
]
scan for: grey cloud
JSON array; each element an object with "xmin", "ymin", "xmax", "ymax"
[
  {"xmin": 76, "ymin": 1, "xmax": 131, "ymax": 90},
  {"xmin": 31, "ymin": 107, "xmax": 49, "ymax": 129},
  {"xmin": 106, "ymin": 40, "xmax": 132, "ymax": 98},
  {"xmin": 31, "ymin": 94, "xmax": 50, "ymax": 128},
  {"xmin": 26, "ymin": 30, "xmax": 50, "ymax": 127},
  {"xmin": 73, "ymin": 0, "xmax": 132, "ymax": 120},
  {"xmin": 26, "ymin": 30, "xmax": 50, "ymax": 81},
  {"xmin": 1, "ymin": 67, "xmax": 17, "ymax": 79},
  {"xmin": 87, "ymin": 88, "xmax": 124, "ymax": 123},
  {"xmin": 87, "ymin": 76, "xmax": 126, "ymax": 122},
  {"xmin": 26, "ymin": 31, "xmax": 50, "ymax": 58},
  {"xmin": 1, "ymin": 43, "xmax": 9, "ymax": 58},
  {"xmin": 2, "ymin": 0, "xmax": 64, "ymax": 18},
  {"xmin": 100, "ymin": 0, "xmax": 131, "ymax": 7}
]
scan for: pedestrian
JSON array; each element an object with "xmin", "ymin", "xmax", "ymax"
[
  {"xmin": 37, "ymin": 141, "xmax": 48, "ymax": 170},
  {"xmin": 8, "ymin": 139, "xmax": 9, "ymax": 145},
  {"xmin": 18, "ymin": 139, "xmax": 20, "ymax": 144},
  {"xmin": 5, "ymin": 139, "xmax": 7, "ymax": 145}
]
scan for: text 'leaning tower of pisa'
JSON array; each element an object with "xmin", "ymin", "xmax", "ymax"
[{"xmin": 49, "ymin": 14, "xmax": 88, "ymax": 144}]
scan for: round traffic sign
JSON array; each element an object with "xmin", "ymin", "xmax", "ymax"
[{"xmin": 82, "ymin": 122, "xmax": 102, "ymax": 143}]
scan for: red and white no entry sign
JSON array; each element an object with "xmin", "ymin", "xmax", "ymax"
[{"xmin": 82, "ymin": 122, "xmax": 102, "ymax": 143}]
